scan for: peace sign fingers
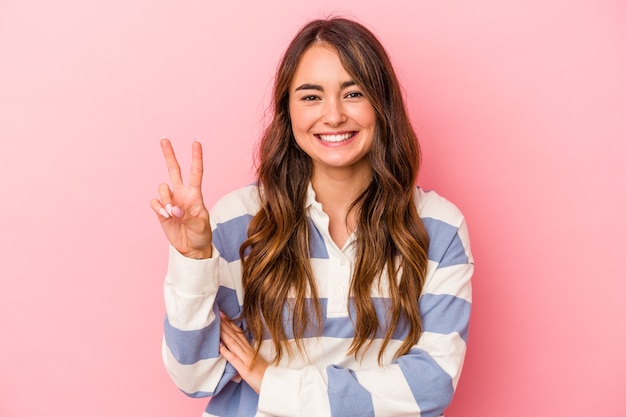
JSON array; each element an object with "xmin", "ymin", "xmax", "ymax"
[{"xmin": 152, "ymin": 138, "xmax": 212, "ymax": 259}]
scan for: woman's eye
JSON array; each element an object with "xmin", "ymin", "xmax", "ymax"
[
  {"xmin": 345, "ymin": 91, "xmax": 363, "ymax": 99},
  {"xmin": 302, "ymin": 95, "xmax": 320, "ymax": 101}
]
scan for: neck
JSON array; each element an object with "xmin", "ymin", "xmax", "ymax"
[
  {"xmin": 310, "ymin": 164, "xmax": 372, "ymax": 248},
  {"xmin": 311, "ymin": 165, "xmax": 372, "ymax": 208}
]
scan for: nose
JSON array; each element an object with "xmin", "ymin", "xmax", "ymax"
[{"xmin": 322, "ymin": 97, "xmax": 347, "ymax": 126}]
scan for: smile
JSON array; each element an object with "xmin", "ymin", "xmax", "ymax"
[{"xmin": 316, "ymin": 132, "xmax": 355, "ymax": 143}]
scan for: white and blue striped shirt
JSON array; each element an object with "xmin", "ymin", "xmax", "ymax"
[{"xmin": 163, "ymin": 183, "xmax": 473, "ymax": 417}]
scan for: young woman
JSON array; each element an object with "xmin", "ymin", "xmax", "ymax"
[{"xmin": 151, "ymin": 17, "xmax": 473, "ymax": 417}]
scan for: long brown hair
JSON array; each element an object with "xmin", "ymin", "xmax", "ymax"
[{"xmin": 239, "ymin": 17, "xmax": 430, "ymax": 363}]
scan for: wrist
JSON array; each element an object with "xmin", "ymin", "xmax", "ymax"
[{"xmin": 184, "ymin": 247, "xmax": 213, "ymax": 260}]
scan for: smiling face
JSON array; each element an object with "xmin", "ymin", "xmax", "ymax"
[{"xmin": 288, "ymin": 44, "xmax": 377, "ymax": 179}]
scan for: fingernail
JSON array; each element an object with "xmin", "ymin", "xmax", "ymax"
[
  {"xmin": 172, "ymin": 206, "xmax": 184, "ymax": 218},
  {"xmin": 159, "ymin": 208, "xmax": 170, "ymax": 218},
  {"xmin": 165, "ymin": 203, "xmax": 173, "ymax": 216}
]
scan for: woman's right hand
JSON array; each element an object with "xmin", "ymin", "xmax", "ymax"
[{"xmin": 150, "ymin": 138, "xmax": 213, "ymax": 259}]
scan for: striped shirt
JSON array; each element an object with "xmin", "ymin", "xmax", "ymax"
[{"xmin": 163, "ymin": 183, "xmax": 473, "ymax": 417}]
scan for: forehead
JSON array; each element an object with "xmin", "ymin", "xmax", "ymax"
[{"xmin": 291, "ymin": 45, "xmax": 352, "ymax": 86}]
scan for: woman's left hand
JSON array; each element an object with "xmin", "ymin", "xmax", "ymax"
[{"xmin": 219, "ymin": 312, "xmax": 268, "ymax": 394}]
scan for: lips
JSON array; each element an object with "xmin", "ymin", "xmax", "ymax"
[{"xmin": 315, "ymin": 132, "xmax": 355, "ymax": 143}]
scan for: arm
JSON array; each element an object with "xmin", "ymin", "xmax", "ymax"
[
  {"xmin": 151, "ymin": 139, "xmax": 238, "ymax": 396},
  {"xmin": 162, "ymin": 245, "xmax": 239, "ymax": 397}
]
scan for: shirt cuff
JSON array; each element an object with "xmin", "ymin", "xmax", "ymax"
[
  {"xmin": 258, "ymin": 364, "xmax": 332, "ymax": 416},
  {"xmin": 166, "ymin": 244, "xmax": 220, "ymax": 295},
  {"xmin": 257, "ymin": 366, "xmax": 302, "ymax": 416}
]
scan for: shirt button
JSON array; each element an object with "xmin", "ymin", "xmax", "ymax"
[
  {"xmin": 340, "ymin": 259, "xmax": 347, "ymax": 266},
  {"xmin": 337, "ymin": 286, "xmax": 344, "ymax": 293}
]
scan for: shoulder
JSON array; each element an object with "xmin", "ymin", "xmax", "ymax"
[
  {"xmin": 414, "ymin": 186, "xmax": 473, "ymax": 265},
  {"xmin": 209, "ymin": 184, "xmax": 261, "ymax": 262},
  {"xmin": 414, "ymin": 186, "xmax": 466, "ymax": 229},
  {"xmin": 209, "ymin": 183, "xmax": 261, "ymax": 225}
]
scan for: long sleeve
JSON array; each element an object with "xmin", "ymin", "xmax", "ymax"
[{"xmin": 162, "ymin": 245, "xmax": 238, "ymax": 397}]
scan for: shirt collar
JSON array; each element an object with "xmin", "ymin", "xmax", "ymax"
[{"xmin": 305, "ymin": 182, "xmax": 319, "ymax": 209}]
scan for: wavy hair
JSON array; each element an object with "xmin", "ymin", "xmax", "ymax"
[{"xmin": 239, "ymin": 17, "xmax": 430, "ymax": 363}]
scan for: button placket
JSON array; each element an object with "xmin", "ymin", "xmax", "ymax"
[{"xmin": 326, "ymin": 253, "xmax": 352, "ymax": 317}]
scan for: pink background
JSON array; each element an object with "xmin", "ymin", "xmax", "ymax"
[{"xmin": 1, "ymin": 0, "xmax": 625, "ymax": 416}]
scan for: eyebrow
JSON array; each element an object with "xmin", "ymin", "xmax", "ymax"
[{"xmin": 294, "ymin": 80, "xmax": 357, "ymax": 91}]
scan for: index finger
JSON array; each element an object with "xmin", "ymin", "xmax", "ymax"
[
  {"xmin": 189, "ymin": 139, "xmax": 204, "ymax": 188},
  {"xmin": 160, "ymin": 138, "xmax": 183, "ymax": 186}
]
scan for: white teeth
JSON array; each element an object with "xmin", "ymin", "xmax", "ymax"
[{"xmin": 318, "ymin": 133, "xmax": 353, "ymax": 142}]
